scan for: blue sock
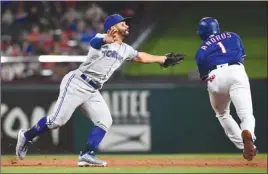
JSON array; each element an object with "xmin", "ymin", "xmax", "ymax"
[
  {"xmin": 24, "ymin": 116, "xmax": 49, "ymax": 141},
  {"xmin": 82, "ymin": 126, "xmax": 106, "ymax": 155}
]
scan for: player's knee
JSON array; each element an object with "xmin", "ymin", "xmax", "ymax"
[
  {"xmin": 216, "ymin": 111, "xmax": 230, "ymax": 119},
  {"xmin": 95, "ymin": 117, "xmax": 113, "ymax": 131}
]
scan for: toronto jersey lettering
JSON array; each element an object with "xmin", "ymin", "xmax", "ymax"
[
  {"xmin": 195, "ymin": 32, "xmax": 246, "ymax": 79},
  {"xmin": 78, "ymin": 33, "xmax": 139, "ymax": 84}
]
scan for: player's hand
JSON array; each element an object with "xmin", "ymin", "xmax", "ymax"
[{"xmin": 104, "ymin": 29, "xmax": 117, "ymax": 44}]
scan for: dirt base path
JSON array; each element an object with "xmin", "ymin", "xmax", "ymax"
[{"xmin": 2, "ymin": 156, "xmax": 266, "ymax": 168}]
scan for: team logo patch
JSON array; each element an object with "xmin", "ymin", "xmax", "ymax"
[{"xmin": 207, "ymin": 74, "xmax": 216, "ymax": 82}]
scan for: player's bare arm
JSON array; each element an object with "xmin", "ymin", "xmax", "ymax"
[
  {"xmin": 133, "ymin": 52, "xmax": 184, "ymax": 68},
  {"xmin": 132, "ymin": 52, "xmax": 167, "ymax": 64}
]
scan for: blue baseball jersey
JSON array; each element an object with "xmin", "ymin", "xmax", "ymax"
[{"xmin": 195, "ymin": 32, "xmax": 246, "ymax": 79}]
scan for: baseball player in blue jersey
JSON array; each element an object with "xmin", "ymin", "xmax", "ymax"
[
  {"xmin": 195, "ymin": 17, "xmax": 258, "ymax": 161},
  {"xmin": 15, "ymin": 14, "xmax": 184, "ymax": 167}
]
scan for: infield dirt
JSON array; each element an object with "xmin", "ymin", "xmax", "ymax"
[{"xmin": 2, "ymin": 156, "xmax": 267, "ymax": 168}]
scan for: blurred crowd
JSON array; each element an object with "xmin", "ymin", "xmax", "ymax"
[
  {"xmin": 1, "ymin": 1, "xmax": 136, "ymax": 82},
  {"xmin": 1, "ymin": 1, "xmax": 135, "ymax": 57}
]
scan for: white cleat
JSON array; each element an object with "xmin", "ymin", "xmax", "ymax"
[
  {"xmin": 16, "ymin": 129, "xmax": 31, "ymax": 160},
  {"xmin": 77, "ymin": 151, "xmax": 107, "ymax": 167}
]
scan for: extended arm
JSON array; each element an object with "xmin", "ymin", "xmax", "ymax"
[
  {"xmin": 126, "ymin": 44, "xmax": 184, "ymax": 68},
  {"xmin": 132, "ymin": 52, "xmax": 167, "ymax": 64}
]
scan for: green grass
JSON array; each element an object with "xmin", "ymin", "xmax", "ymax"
[
  {"xmin": 126, "ymin": 37, "xmax": 267, "ymax": 78},
  {"xmin": 2, "ymin": 154, "xmax": 267, "ymax": 173},
  {"xmin": 2, "ymin": 167, "xmax": 266, "ymax": 173}
]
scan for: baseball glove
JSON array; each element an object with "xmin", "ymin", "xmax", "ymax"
[{"xmin": 161, "ymin": 53, "xmax": 185, "ymax": 68}]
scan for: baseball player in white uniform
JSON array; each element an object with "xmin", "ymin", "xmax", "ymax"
[
  {"xmin": 16, "ymin": 14, "xmax": 184, "ymax": 167},
  {"xmin": 195, "ymin": 17, "xmax": 258, "ymax": 161}
]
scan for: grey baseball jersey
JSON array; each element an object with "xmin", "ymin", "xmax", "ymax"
[
  {"xmin": 78, "ymin": 33, "xmax": 139, "ymax": 84},
  {"xmin": 46, "ymin": 33, "xmax": 139, "ymax": 131}
]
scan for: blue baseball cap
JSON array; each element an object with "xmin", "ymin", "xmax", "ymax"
[{"xmin": 104, "ymin": 14, "xmax": 132, "ymax": 32}]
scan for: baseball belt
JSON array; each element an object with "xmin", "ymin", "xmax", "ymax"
[
  {"xmin": 80, "ymin": 74, "xmax": 101, "ymax": 89},
  {"xmin": 209, "ymin": 62, "xmax": 241, "ymax": 72}
]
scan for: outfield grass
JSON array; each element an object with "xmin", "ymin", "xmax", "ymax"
[
  {"xmin": 2, "ymin": 154, "xmax": 267, "ymax": 173},
  {"xmin": 126, "ymin": 37, "xmax": 267, "ymax": 78}
]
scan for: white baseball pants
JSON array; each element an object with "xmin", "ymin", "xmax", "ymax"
[
  {"xmin": 46, "ymin": 70, "xmax": 112, "ymax": 131},
  {"xmin": 207, "ymin": 63, "xmax": 256, "ymax": 150}
]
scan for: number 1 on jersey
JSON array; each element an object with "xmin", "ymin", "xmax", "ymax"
[{"xmin": 217, "ymin": 42, "xmax": 227, "ymax": 53}]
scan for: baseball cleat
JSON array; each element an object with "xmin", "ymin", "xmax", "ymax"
[
  {"xmin": 77, "ymin": 151, "xmax": 107, "ymax": 167},
  {"xmin": 242, "ymin": 130, "xmax": 256, "ymax": 161},
  {"xmin": 16, "ymin": 129, "xmax": 32, "ymax": 160},
  {"xmin": 243, "ymin": 148, "xmax": 258, "ymax": 161}
]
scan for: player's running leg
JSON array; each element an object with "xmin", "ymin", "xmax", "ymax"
[
  {"xmin": 77, "ymin": 91, "xmax": 112, "ymax": 167},
  {"xmin": 229, "ymin": 66, "xmax": 257, "ymax": 161},
  {"xmin": 16, "ymin": 72, "xmax": 87, "ymax": 160},
  {"xmin": 209, "ymin": 92, "xmax": 245, "ymax": 150}
]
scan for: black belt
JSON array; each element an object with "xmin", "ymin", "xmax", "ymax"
[
  {"xmin": 80, "ymin": 74, "xmax": 101, "ymax": 89},
  {"xmin": 209, "ymin": 62, "xmax": 241, "ymax": 72},
  {"xmin": 202, "ymin": 62, "xmax": 241, "ymax": 81}
]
